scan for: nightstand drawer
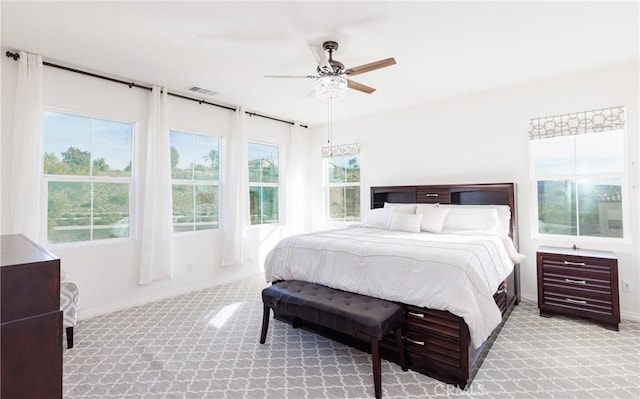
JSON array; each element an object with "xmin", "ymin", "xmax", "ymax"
[
  {"xmin": 541, "ymin": 255, "xmax": 612, "ymax": 274},
  {"xmin": 541, "ymin": 264, "xmax": 610, "ymax": 282},
  {"xmin": 542, "ymin": 275, "xmax": 612, "ymax": 296},
  {"xmin": 543, "ymin": 283, "xmax": 611, "ymax": 302},
  {"xmin": 543, "ymin": 292, "xmax": 613, "ymax": 316}
]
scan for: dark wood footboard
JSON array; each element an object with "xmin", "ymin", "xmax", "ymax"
[{"xmin": 273, "ymin": 265, "xmax": 519, "ymax": 389}]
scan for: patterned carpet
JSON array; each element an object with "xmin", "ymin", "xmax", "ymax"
[{"xmin": 63, "ymin": 274, "xmax": 640, "ymax": 398}]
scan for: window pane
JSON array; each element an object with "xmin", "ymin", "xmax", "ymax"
[
  {"xmin": 249, "ymin": 186, "xmax": 262, "ymax": 224},
  {"xmin": 248, "ymin": 143, "xmax": 262, "ymax": 183},
  {"xmin": 47, "ymin": 181, "xmax": 91, "ymax": 243},
  {"xmin": 262, "ymin": 145, "xmax": 279, "ymax": 183},
  {"xmin": 537, "ymin": 180, "xmax": 576, "ymax": 235},
  {"xmin": 578, "ymin": 179, "xmax": 623, "ymax": 238},
  {"xmin": 170, "ymin": 131, "xmax": 193, "ymax": 180},
  {"xmin": 344, "ymin": 186, "xmax": 361, "ymax": 221},
  {"xmin": 531, "ymin": 136, "xmax": 575, "ymax": 176},
  {"xmin": 249, "ymin": 186, "xmax": 279, "ymax": 225},
  {"xmin": 172, "ymin": 184, "xmax": 194, "ymax": 232},
  {"xmin": 328, "ymin": 157, "xmax": 347, "ymax": 183},
  {"xmin": 93, "ymin": 183, "xmax": 129, "ymax": 240},
  {"xmin": 261, "ymin": 187, "xmax": 279, "ymax": 224},
  {"xmin": 44, "ymin": 112, "xmax": 92, "ymax": 176},
  {"xmin": 576, "ymin": 131, "xmax": 624, "ymax": 175},
  {"xmin": 92, "ymin": 118, "xmax": 132, "ymax": 177},
  {"xmin": 194, "ymin": 135, "xmax": 219, "ymax": 181},
  {"xmin": 195, "ymin": 185, "xmax": 217, "ymax": 230},
  {"xmin": 329, "ymin": 186, "xmax": 361, "ymax": 221},
  {"xmin": 248, "ymin": 143, "xmax": 279, "ymax": 183},
  {"xmin": 346, "ymin": 156, "xmax": 360, "ymax": 183},
  {"xmin": 329, "ymin": 186, "xmax": 345, "ymax": 220}
]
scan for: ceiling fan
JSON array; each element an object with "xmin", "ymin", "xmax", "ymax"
[{"xmin": 265, "ymin": 41, "xmax": 396, "ymax": 97}]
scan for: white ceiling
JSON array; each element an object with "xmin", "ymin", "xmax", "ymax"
[{"xmin": 2, "ymin": 1, "xmax": 638, "ymax": 126}]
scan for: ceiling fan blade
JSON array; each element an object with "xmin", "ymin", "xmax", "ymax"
[
  {"xmin": 346, "ymin": 57, "xmax": 396, "ymax": 76},
  {"xmin": 347, "ymin": 79, "xmax": 376, "ymax": 94},
  {"xmin": 309, "ymin": 44, "xmax": 333, "ymax": 73},
  {"xmin": 264, "ymin": 74, "xmax": 317, "ymax": 79}
]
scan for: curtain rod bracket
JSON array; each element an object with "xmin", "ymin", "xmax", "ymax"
[{"xmin": 5, "ymin": 51, "xmax": 19, "ymax": 61}]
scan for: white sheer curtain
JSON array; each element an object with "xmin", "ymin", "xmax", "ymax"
[
  {"xmin": 221, "ymin": 106, "xmax": 253, "ymax": 266},
  {"xmin": 9, "ymin": 51, "xmax": 44, "ymax": 243},
  {"xmin": 285, "ymin": 122, "xmax": 307, "ymax": 236},
  {"xmin": 139, "ymin": 86, "xmax": 174, "ymax": 284}
]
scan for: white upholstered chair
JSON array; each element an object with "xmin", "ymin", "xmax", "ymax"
[{"xmin": 60, "ymin": 282, "xmax": 80, "ymax": 349}]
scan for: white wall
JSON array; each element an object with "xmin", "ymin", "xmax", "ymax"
[
  {"xmin": 308, "ymin": 61, "xmax": 640, "ymax": 321},
  {"xmin": 1, "ymin": 55, "xmax": 303, "ymax": 319}
]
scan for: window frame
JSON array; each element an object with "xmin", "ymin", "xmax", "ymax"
[
  {"xmin": 169, "ymin": 129, "xmax": 220, "ymax": 233},
  {"xmin": 248, "ymin": 140, "xmax": 281, "ymax": 226},
  {"xmin": 42, "ymin": 109, "xmax": 135, "ymax": 246},
  {"xmin": 529, "ymin": 129, "xmax": 630, "ymax": 243},
  {"xmin": 324, "ymin": 154, "xmax": 361, "ymax": 223}
]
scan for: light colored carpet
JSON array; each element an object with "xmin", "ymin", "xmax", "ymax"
[{"xmin": 63, "ymin": 274, "xmax": 640, "ymax": 398}]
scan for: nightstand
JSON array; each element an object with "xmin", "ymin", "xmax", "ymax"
[{"xmin": 537, "ymin": 246, "xmax": 620, "ymax": 331}]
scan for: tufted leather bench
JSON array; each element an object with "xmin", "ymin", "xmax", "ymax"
[{"xmin": 260, "ymin": 280, "xmax": 407, "ymax": 399}]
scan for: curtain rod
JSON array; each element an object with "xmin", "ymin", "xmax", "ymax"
[
  {"xmin": 245, "ymin": 111, "xmax": 308, "ymax": 129},
  {"xmin": 6, "ymin": 50, "xmax": 308, "ymax": 128}
]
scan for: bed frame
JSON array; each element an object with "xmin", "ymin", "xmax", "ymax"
[
  {"xmin": 370, "ymin": 182, "xmax": 520, "ymax": 388},
  {"xmin": 274, "ymin": 182, "xmax": 520, "ymax": 389}
]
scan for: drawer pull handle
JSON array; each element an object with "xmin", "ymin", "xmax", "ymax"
[
  {"xmin": 564, "ymin": 260, "xmax": 586, "ymax": 266},
  {"xmin": 406, "ymin": 338, "xmax": 425, "ymax": 346},
  {"xmin": 565, "ymin": 278, "xmax": 586, "ymax": 285},
  {"xmin": 565, "ymin": 298, "xmax": 587, "ymax": 305},
  {"xmin": 408, "ymin": 311, "xmax": 425, "ymax": 318},
  {"xmin": 425, "ymin": 193, "xmax": 439, "ymax": 197}
]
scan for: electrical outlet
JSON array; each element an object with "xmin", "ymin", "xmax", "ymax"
[
  {"xmin": 622, "ymin": 280, "xmax": 632, "ymax": 292},
  {"xmin": 187, "ymin": 264, "xmax": 193, "ymax": 272}
]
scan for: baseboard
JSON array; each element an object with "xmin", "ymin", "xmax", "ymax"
[
  {"xmin": 520, "ymin": 294, "xmax": 639, "ymax": 322},
  {"xmin": 77, "ymin": 271, "xmax": 263, "ymax": 321},
  {"xmin": 621, "ymin": 310, "xmax": 640, "ymax": 322}
]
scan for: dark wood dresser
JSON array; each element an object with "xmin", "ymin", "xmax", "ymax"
[
  {"xmin": 537, "ymin": 246, "xmax": 620, "ymax": 330},
  {"xmin": 1, "ymin": 234, "xmax": 63, "ymax": 399}
]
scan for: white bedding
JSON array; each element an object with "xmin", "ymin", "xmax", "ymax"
[{"xmin": 264, "ymin": 226, "xmax": 525, "ymax": 348}]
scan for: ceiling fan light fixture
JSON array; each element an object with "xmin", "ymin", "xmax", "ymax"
[{"xmin": 314, "ymin": 75, "xmax": 347, "ymax": 99}]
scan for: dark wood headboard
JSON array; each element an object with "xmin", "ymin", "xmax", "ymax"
[{"xmin": 370, "ymin": 183, "xmax": 518, "ymax": 247}]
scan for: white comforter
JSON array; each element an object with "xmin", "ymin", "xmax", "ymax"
[{"xmin": 264, "ymin": 226, "xmax": 525, "ymax": 348}]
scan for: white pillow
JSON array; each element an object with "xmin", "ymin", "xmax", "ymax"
[
  {"xmin": 362, "ymin": 207, "xmax": 393, "ymax": 229},
  {"xmin": 416, "ymin": 204, "xmax": 450, "ymax": 233},
  {"xmin": 440, "ymin": 204, "xmax": 510, "ymax": 236},
  {"xmin": 442, "ymin": 207, "xmax": 499, "ymax": 233},
  {"xmin": 384, "ymin": 202, "xmax": 417, "ymax": 214},
  {"xmin": 389, "ymin": 213, "xmax": 423, "ymax": 233}
]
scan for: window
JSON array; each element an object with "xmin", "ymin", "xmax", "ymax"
[
  {"xmin": 531, "ymin": 130, "xmax": 626, "ymax": 238},
  {"xmin": 44, "ymin": 111, "xmax": 133, "ymax": 244},
  {"xmin": 326, "ymin": 155, "xmax": 360, "ymax": 222},
  {"xmin": 170, "ymin": 130, "xmax": 219, "ymax": 232},
  {"xmin": 248, "ymin": 142, "xmax": 279, "ymax": 225}
]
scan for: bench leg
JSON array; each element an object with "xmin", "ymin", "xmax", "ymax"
[
  {"xmin": 260, "ymin": 304, "xmax": 270, "ymax": 344},
  {"xmin": 66, "ymin": 326, "xmax": 74, "ymax": 349},
  {"xmin": 395, "ymin": 327, "xmax": 407, "ymax": 372},
  {"xmin": 371, "ymin": 339, "xmax": 382, "ymax": 399}
]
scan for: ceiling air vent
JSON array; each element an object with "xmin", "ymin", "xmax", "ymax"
[{"xmin": 187, "ymin": 86, "xmax": 218, "ymax": 97}]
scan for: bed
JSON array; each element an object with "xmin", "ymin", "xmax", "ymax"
[{"xmin": 264, "ymin": 183, "xmax": 522, "ymax": 389}]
